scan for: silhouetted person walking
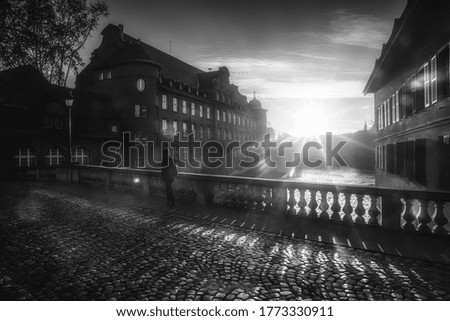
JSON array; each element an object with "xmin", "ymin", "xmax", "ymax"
[{"xmin": 161, "ymin": 149, "xmax": 177, "ymax": 206}]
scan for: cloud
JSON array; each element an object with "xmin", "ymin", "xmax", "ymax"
[{"xmin": 326, "ymin": 10, "xmax": 392, "ymax": 49}]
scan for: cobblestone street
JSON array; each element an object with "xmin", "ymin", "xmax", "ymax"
[{"xmin": 0, "ymin": 182, "xmax": 449, "ymax": 301}]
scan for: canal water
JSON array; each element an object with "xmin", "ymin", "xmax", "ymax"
[{"xmin": 292, "ymin": 167, "xmax": 375, "ymax": 186}]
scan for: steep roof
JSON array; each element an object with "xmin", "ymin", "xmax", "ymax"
[
  {"xmin": 95, "ymin": 24, "xmax": 203, "ymax": 87},
  {"xmin": 364, "ymin": 0, "xmax": 450, "ymax": 94}
]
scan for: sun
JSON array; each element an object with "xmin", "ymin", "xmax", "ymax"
[{"xmin": 289, "ymin": 102, "xmax": 329, "ymax": 138}]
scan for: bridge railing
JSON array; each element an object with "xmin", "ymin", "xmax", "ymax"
[{"xmin": 60, "ymin": 165, "xmax": 450, "ymax": 236}]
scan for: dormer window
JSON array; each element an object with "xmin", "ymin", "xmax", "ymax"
[
  {"xmin": 98, "ymin": 72, "xmax": 104, "ymax": 80},
  {"xmin": 137, "ymin": 79, "xmax": 145, "ymax": 92},
  {"xmin": 106, "ymin": 71, "xmax": 112, "ymax": 79}
]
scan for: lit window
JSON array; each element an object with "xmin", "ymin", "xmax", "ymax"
[
  {"xmin": 111, "ymin": 125, "xmax": 118, "ymax": 132},
  {"xmin": 424, "ymin": 63, "xmax": 430, "ymax": 107},
  {"xmin": 395, "ymin": 91, "xmax": 400, "ymax": 122},
  {"xmin": 191, "ymin": 103, "xmax": 196, "ymax": 116},
  {"xmin": 106, "ymin": 71, "xmax": 112, "ymax": 79},
  {"xmin": 137, "ymin": 79, "xmax": 145, "ymax": 92},
  {"xmin": 182, "ymin": 100, "xmax": 187, "ymax": 114},
  {"xmin": 200, "ymin": 125, "xmax": 204, "ymax": 139},
  {"xmin": 392, "ymin": 95, "xmax": 396, "ymax": 124},
  {"xmin": 172, "ymin": 97, "xmax": 178, "ymax": 112},
  {"xmin": 72, "ymin": 147, "xmax": 89, "ymax": 165},
  {"xmin": 199, "ymin": 105, "xmax": 204, "ymax": 118},
  {"xmin": 228, "ymin": 112, "xmax": 232, "ymax": 123},
  {"xmin": 206, "ymin": 106, "xmax": 211, "ymax": 119},
  {"xmin": 14, "ymin": 148, "xmax": 37, "ymax": 168},
  {"xmin": 216, "ymin": 109, "xmax": 220, "ymax": 121},
  {"xmin": 172, "ymin": 121, "xmax": 178, "ymax": 134},
  {"xmin": 222, "ymin": 111, "xmax": 226, "ymax": 122},
  {"xmin": 98, "ymin": 72, "xmax": 104, "ymax": 80},
  {"xmin": 431, "ymin": 56, "xmax": 437, "ymax": 104},
  {"xmin": 182, "ymin": 122, "xmax": 188, "ymax": 135},
  {"xmin": 233, "ymin": 114, "xmax": 236, "ymax": 125},
  {"xmin": 162, "ymin": 119, "xmax": 168, "ymax": 134},
  {"xmin": 162, "ymin": 94, "xmax": 167, "ymax": 110},
  {"xmin": 134, "ymin": 104, "xmax": 148, "ymax": 117},
  {"xmin": 45, "ymin": 147, "xmax": 65, "ymax": 166},
  {"xmin": 191, "ymin": 123, "xmax": 196, "ymax": 136}
]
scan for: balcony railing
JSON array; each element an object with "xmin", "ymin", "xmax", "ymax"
[{"xmin": 61, "ymin": 165, "xmax": 450, "ymax": 236}]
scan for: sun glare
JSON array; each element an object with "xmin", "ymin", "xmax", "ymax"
[{"xmin": 288, "ymin": 102, "xmax": 329, "ymax": 137}]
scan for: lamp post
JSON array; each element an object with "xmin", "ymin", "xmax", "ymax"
[{"xmin": 65, "ymin": 94, "xmax": 74, "ymax": 164}]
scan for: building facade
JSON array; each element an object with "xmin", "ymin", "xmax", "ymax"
[
  {"xmin": 0, "ymin": 65, "xmax": 73, "ymax": 177},
  {"xmin": 364, "ymin": 0, "xmax": 450, "ymax": 191},
  {"xmin": 75, "ymin": 24, "xmax": 268, "ymax": 171}
]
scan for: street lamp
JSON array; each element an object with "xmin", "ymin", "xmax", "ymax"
[{"xmin": 65, "ymin": 94, "xmax": 74, "ymax": 163}]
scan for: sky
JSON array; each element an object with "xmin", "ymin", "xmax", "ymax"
[{"xmin": 80, "ymin": 0, "xmax": 407, "ymax": 137}]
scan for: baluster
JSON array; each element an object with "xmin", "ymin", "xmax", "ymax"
[
  {"xmin": 212, "ymin": 183, "xmax": 220, "ymax": 204},
  {"xmin": 221, "ymin": 183, "xmax": 228, "ymax": 205},
  {"xmin": 342, "ymin": 193, "xmax": 353, "ymax": 224},
  {"xmin": 287, "ymin": 188, "xmax": 297, "ymax": 215},
  {"xmin": 264, "ymin": 187, "xmax": 273, "ymax": 212},
  {"xmin": 298, "ymin": 189, "xmax": 307, "ymax": 216},
  {"xmin": 330, "ymin": 192, "xmax": 341, "ymax": 221},
  {"xmin": 418, "ymin": 200, "xmax": 432, "ymax": 233},
  {"xmin": 242, "ymin": 185, "xmax": 251, "ymax": 209},
  {"xmin": 319, "ymin": 191, "xmax": 329, "ymax": 220},
  {"xmin": 246, "ymin": 185, "xmax": 256, "ymax": 210},
  {"xmin": 223, "ymin": 184, "xmax": 231, "ymax": 207},
  {"xmin": 354, "ymin": 194, "xmax": 366, "ymax": 224},
  {"xmin": 254, "ymin": 186, "xmax": 264, "ymax": 211},
  {"xmin": 234, "ymin": 185, "xmax": 243, "ymax": 208},
  {"xmin": 433, "ymin": 201, "xmax": 448, "ymax": 235},
  {"xmin": 308, "ymin": 190, "xmax": 318, "ymax": 219},
  {"xmin": 368, "ymin": 195, "xmax": 381, "ymax": 226},
  {"xmin": 402, "ymin": 199, "xmax": 416, "ymax": 231}
]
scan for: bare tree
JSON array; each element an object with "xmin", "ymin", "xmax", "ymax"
[{"xmin": 0, "ymin": 0, "xmax": 108, "ymax": 86}]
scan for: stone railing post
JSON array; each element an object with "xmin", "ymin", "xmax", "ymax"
[
  {"xmin": 272, "ymin": 186, "xmax": 287, "ymax": 215},
  {"xmin": 381, "ymin": 192, "xmax": 402, "ymax": 231}
]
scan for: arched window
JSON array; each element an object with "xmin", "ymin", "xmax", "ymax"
[
  {"xmin": 137, "ymin": 78, "xmax": 145, "ymax": 92},
  {"xmin": 45, "ymin": 147, "xmax": 65, "ymax": 166},
  {"xmin": 14, "ymin": 148, "xmax": 37, "ymax": 167},
  {"xmin": 72, "ymin": 147, "xmax": 89, "ymax": 165}
]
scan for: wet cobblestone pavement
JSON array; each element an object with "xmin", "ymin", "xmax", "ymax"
[{"xmin": 1, "ymin": 182, "xmax": 450, "ymax": 301}]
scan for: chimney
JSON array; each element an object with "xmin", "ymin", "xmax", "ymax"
[{"xmin": 118, "ymin": 24, "xmax": 124, "ymax": 41}]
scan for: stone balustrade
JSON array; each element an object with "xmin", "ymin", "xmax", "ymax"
[{"xmin": 60, "ymin": 165, "xmax": 450, "ymax": 236}]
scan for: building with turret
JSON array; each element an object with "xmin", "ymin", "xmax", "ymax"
[{"xmin": 74, "ymin": 24, "xmax": 268, "ymax": 170}]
